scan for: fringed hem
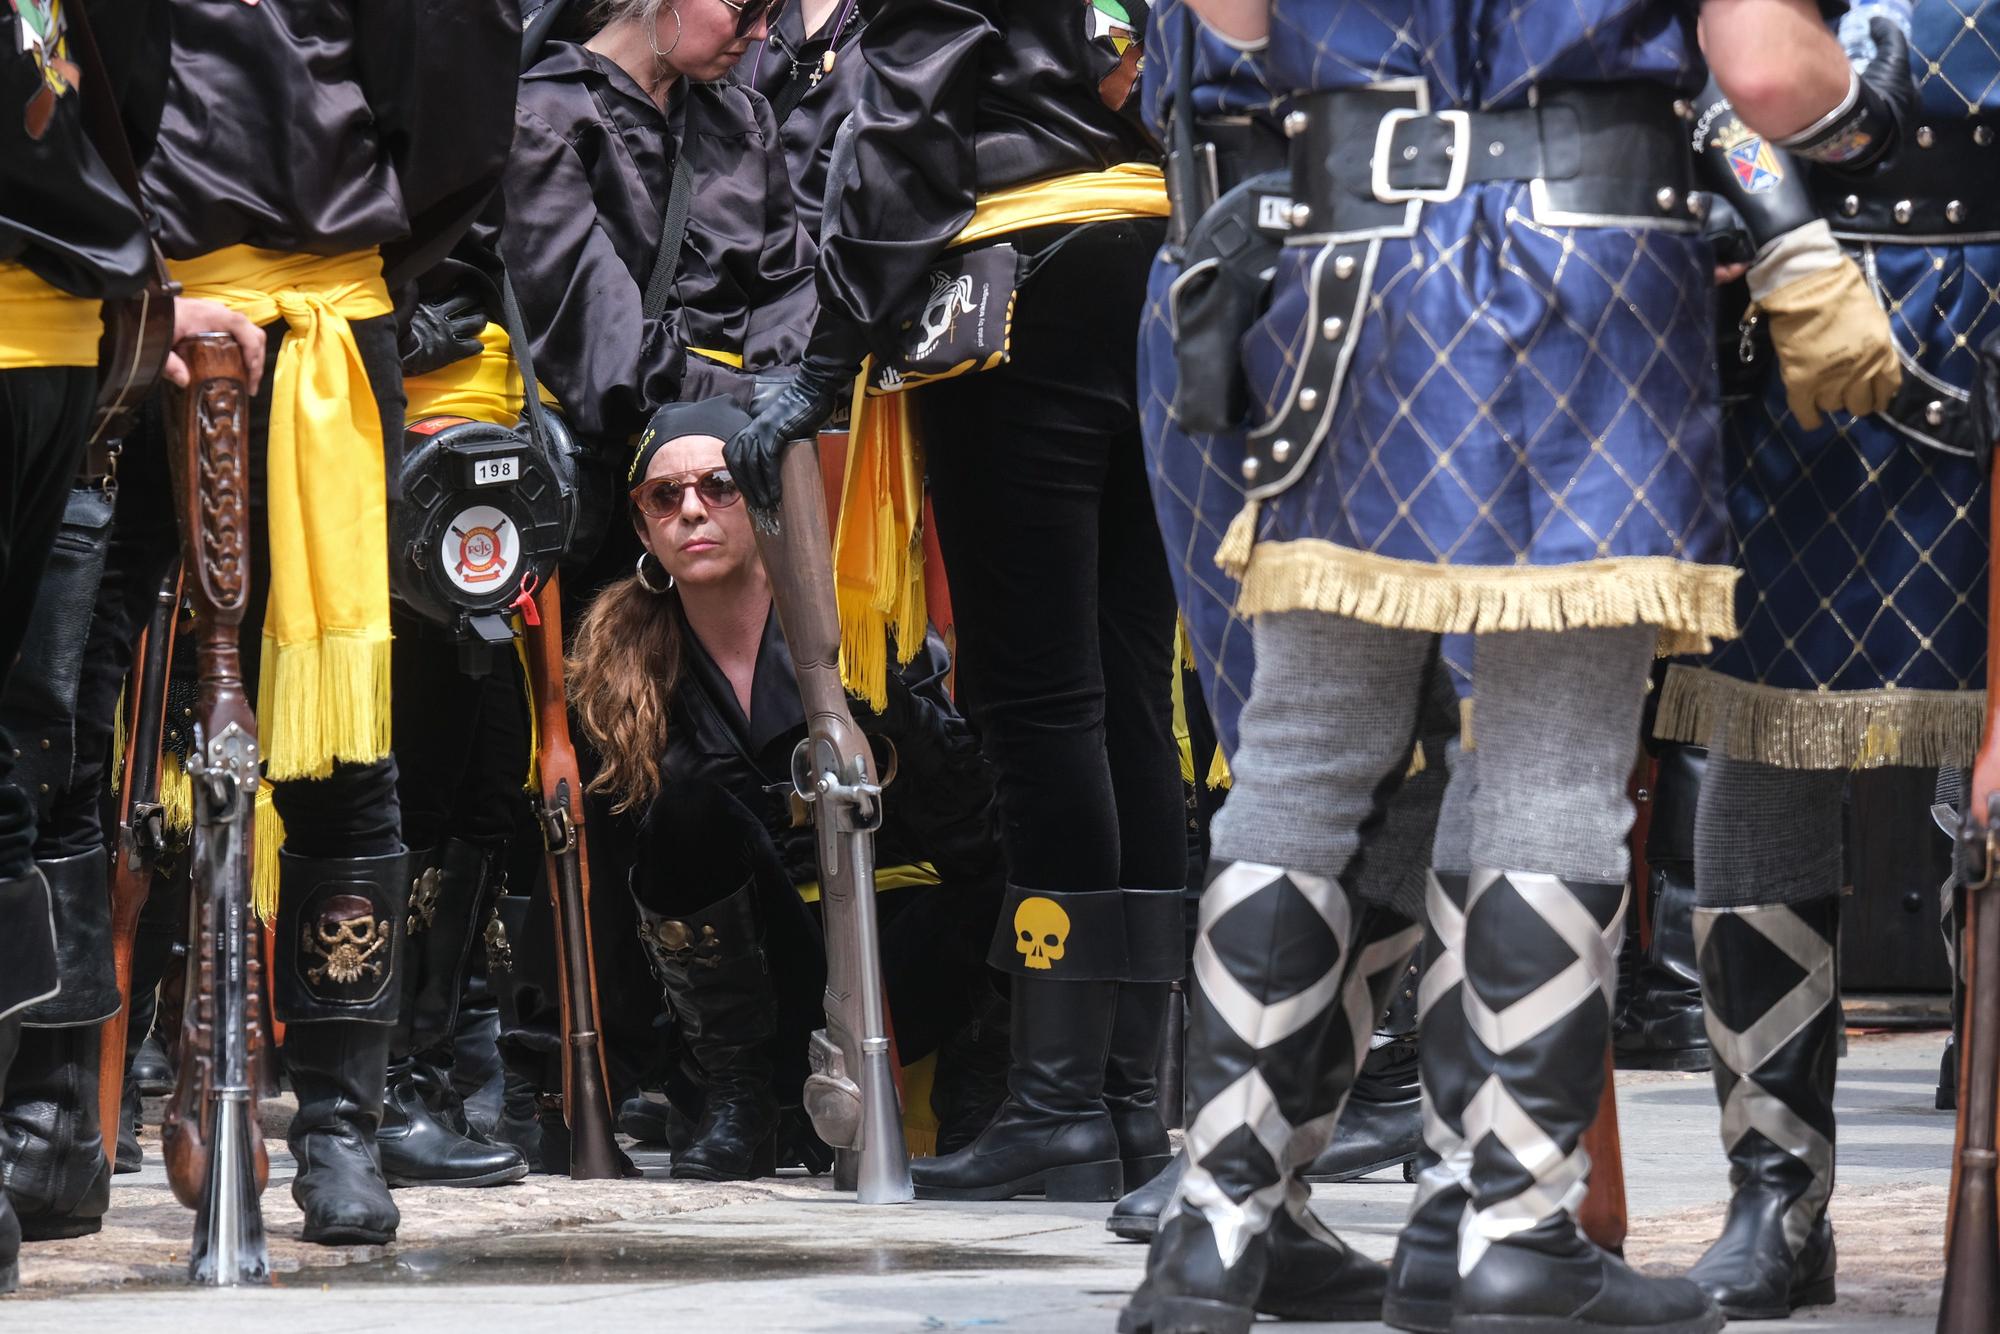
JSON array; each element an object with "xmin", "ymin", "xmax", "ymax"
[
  {"xmin": 1232, "ymin": 538, "xmax": 1739, "ymax": 655},
  {"xmin": 252, "ymin": 785, "xmax": 284, "ymax": 923},
  {"xmin": 257, "ymin": 630, "xmax": 393, "ymax": 781},
  {"xmin": 1655, "ymin": 664, "xmax": 1986, "ymax": 770},
  {"xmin": 160, "ymin": 764, "xmax": 193, "ymax": 836}
]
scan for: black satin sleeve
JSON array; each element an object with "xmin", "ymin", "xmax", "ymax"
[
  {"xmin": 739, "ymin": 89, "xmax": 818, "ymax": 372},
  {"xmin": 498, "ymin": 102, "xmax": 688, "ymax": 448}
]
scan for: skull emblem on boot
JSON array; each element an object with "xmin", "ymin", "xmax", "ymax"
[
  {"xmin": 1014, "ymin": 897, "xmax": 1070, "ymax": 970},
  {"xmin": 305, "ymin": 894, "xmax": 393, "ymax": 986}
]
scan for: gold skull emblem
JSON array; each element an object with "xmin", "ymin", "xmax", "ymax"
[
  {"xmin": 1013, "ymin": 897, "xmax": 1070, "ymax": 971},
  {"xmin": 305, "ymin": 894, "xmax": 393, "ymax": 986}
]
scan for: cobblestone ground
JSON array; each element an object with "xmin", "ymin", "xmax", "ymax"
[{"xmin": 6, "ymin": 1030, "xmax": 1952, "ymax": 1332}]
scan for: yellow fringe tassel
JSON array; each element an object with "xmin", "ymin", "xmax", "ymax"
[
  {"xmin": 1234, "ymin": 540, "xmax": 1739, "ymax": 656},
  {"xmin": 1654, "ymin": 664, "xmax": 1986, "ymax": 771},
  {"xmin": 160, "ymin": 764, "xmax": 194, "ymax": 836},
  {"xmin": 252, "ymin": 785, "xmax": 286, "ymax": 923},
  {"xmin": 835, "ymin": 381, "xmax": 927, "ymax": 711},
  {"xmin": 257, "ymin": 632, "xmax": 394, "ymax": 782},
  {"xmin": 1215, "ymin": 500, "xmax": 1260, "ymax": 579},
  {"xmin": 1461, "ymin": 697, "xmax": 1476, "ymax": 753},
  {"xmin": 902, "ymin": 1051, "xmax": 940, "ymax": 1159},
  {"xmin": 511, "ymin": 620, "xmax": 541, "ymax": 792},
  {"xmin": 1206, "ymin": 743, "xmax": 1232, "ymax": 790}
]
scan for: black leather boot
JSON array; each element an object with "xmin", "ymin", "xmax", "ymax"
[
  {"xmin": 1107, "ymin": 1151, "xmax": 1183, "ymax": 1241},
  {"xmin": 930, "ymin": 978, "xmax": 1009, "ymax": 1157},
  {"xmin": 912, "ymin": 885, "xmax": 1126, "ymax": 1201},
  {"xmin": 116, "ymin": 1074, "xmax": 141, "ymax": 1174},
  {"xmin": 1686, "ymin": 898, "xmax": 1840, "ymax": 1319},
  {"xmin": 276, "ymin": 850, "xmax": 408, "ymax": 1246},
  {"xmin": 1385, "ymin": 874, "xmax": 1478, "ymax": 1334},
  {"xmin": 3, "ymin": 848, "xmax": 119, "ymax": 1238},
  {"xmin": 1108, "ymin": 887, "xmax": 1182, "ymax": 1189},
  {"xmin": 0, "ymin": 1017, "xmax": 22, "ymax": 1294},
  {"xmin": 1616, "ymin": 745, "xmax": 1712, "ymax": 1072},
  {"xmin": 1453, "ymin": 869, "xmax": 1720, "ymax": 1334},
  {"xmin": 378, "ymin": 842, "xmax": 525, "ymax": 1188},
  {"xmin": 635, "ymin": 880, "xmax": 779, "ymax": 1181},
  {"xmin": 1121, "ymin": 861, "xmax": 1419, "ymax": 1334},
  {"xmin": 1308, "ymin": 954, "xmax": 1421, "ymax": 1182}
]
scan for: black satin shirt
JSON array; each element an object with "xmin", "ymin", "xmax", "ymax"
[
  {"xmin": 744, "ymin": 0, "xmax": 867, "ymax": 241},
  {"xmin": 141, "ymin": 0, "xmax": 519, "ymax": 287},
  {"xmin": 0, "ymin": 0, "xmax": 163, "ymax": 298},
  {"xmin": 808, "ymin": 0, "xmax": 1158, "ymax": 365},
  {"xmin": 499, "ymin": 44, "xmax": 817, "ymax": 446}
]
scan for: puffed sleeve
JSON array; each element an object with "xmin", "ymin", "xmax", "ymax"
[{"xmin": 742, "ymin": 89, "xmax": 819, "ymax": 371}]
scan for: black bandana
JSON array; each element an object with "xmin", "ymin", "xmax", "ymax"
[{"xmin": 629, "ymin": 397, "xmax": 754, "ymax": 483}]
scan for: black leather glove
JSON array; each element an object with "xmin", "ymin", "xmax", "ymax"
[
  {"xmin": 1970, "ymin": 326, "xmax": 2000, "ymax": 479},
  {"xmin": 1778, "ymin": 18, "xmax": 1914, "ymax": 173},
  {"xmin": 400, "ymin": 292, "xmax": 488, "ymax": 378},
  {"xmin": 724, "ymin": 353, "xmax": 855, "ymax": 519}
]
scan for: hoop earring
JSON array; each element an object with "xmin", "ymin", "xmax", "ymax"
[
  {"xmin": 649, "ymin": 4, "xmax": 682, "ymax": 60},
  {"xmin": 636, "ymin": 550, "xmax": 675, "ymax": 594}
]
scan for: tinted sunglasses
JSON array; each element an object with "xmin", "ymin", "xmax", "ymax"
[
  {"xmin": 630, "ymin": 467, "xmax": 743, "ymax": 517},
  {"xmin": 717, "ymin": 0, "xmax": 785, "ymax": 38}
]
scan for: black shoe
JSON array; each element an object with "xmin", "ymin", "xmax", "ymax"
[
  {"xmin": 115, "ymin": 1073, "xmax": 142, "ymax": 1175},
  {"xmin": 286, "ymin": 1021, "xmax": 401, "ymax": 1245},
  {"xmin": 1, "ymin": 1024, "xmax": 113, "ymax": 1240},
  {"xmin": 1119, "ymin": 1205, "xmax": 1388, "ymax": 1333},
  {"xmin": 912, "ymin": 973, "xmax": 1122, "ymax": 1201},
  {"xmin": 1686, "ymin": 898, "xmax": 1841, "ymax": 1320},
  {"xmin": 618, "ymin": 1092, "xmax": 681, "ymax": 1146},
  {"xmin": 130, "ymin": 1033, "xmax": 173, "ymax": 1098},
  {"xmin": 1382, "ymin": 1172, "xmax": 1462, "ymax": 1334},
  {"xmin": 1106, "ymin": 979, "xmax": 1173, "ymax": 1189},
  {"xmin": 453, "ymin": 999, "xmax": 505, "ymax": 1140},
  {"xmin": 1304, "ymin": 1090, "xmax": 1422, "ymax": 1183},
  {"xmin": 1106, "ymin": 1152, "xmax": 1182, "ymax": 1241},
  {"xmin": 1616, "ymin": 746, "xmax": 1711, "ymax": 1073},
  {"xmin": 1456, "ymin": 869, "xmax": 1719, "ymax": 1334},
  {"xmin": 377, "ymin": 1057, "xmax": 528, "ymax": 1187},
  {"xmin": 634, "ymin": 882, "xmax": 780, "ymax": 1182},
  {"xmin": 0, "ymin": 1016, "xmax": 25, "ymax": 1292}
]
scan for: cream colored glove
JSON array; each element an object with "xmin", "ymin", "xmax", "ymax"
[{"xmin": 1749, "ymin": 220, "xmax": 1901, "ymax": 430}]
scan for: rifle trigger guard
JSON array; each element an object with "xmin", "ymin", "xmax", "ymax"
[{"xmin": 536, "ymin": 801, "xmax": 575, "ymax": 854}]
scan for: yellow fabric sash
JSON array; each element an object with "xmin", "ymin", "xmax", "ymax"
[
  {"xmin": 404, "ymin": 322, "xmax": 559, "ymax": 427},
  {"xmin": 834, "ymin": 164, "xmax": 1171, "ymax": 708},
  {"xmin": 0, "ymin": 262, "xmax": 103, "ymax": 369},
  {"xmin": 168, "ymin": 244, "xmax": 396, "ymax": 783},
  {"xmin": 794, "ymin": 861, "xmax": 942, "ymax": 905},
  {"xmin": 690, "ymin": 346, "xmax": 745, "ymax": 368}
]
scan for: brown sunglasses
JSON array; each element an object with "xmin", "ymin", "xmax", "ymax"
[{"xmin": 630, "ymin": 467, "xmax": 744, "ymax": 517}]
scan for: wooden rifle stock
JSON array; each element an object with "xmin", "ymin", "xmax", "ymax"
[
  {"xmin": 159, "ymin": 334, "xmax": 270, "ymax": 1285},
  {"xmin": 97, "ymin": 564, "xmax": 183, "ymax": 1166},
  {"xmin": 523, "ymin": 573, "xmax": 624, "ymax": 1179},
  {"xmin": 1939, "ymin": 449, "xmax": 2000, "ymax": 1331},
  {"xmin": 1578, "ymin": 1046, "xmax": 1628, "ymax": 1254}
]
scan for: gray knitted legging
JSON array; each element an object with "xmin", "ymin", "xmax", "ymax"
[
  {"xmin": 1693, "ymin": 755, "xmax": 1847, "ymax": 908},
  {"xmin": 1212, "ymin": 613, "xmax": 1656, "ymax": 915}
]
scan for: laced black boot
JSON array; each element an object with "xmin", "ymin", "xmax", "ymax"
[
  {"xmin": 276, "ymin": 849, "xmax": 408, "ymax": 1245},
  {"xmin": 1121, "ymin": 861, "xmax": 1420, "ymax": 1334},
  {"xmin": 1685, "ymin": 898, "xmax": 1840, "ymax": 1319},
  {"xmin": 1616, "ymin": 745, "xmax": 1712, "ymax": 1072},
  {"xmin": 378, "ymin": 841, "xmax": 525, "ymax": 1187},
  {"xmin": 635, "ymin": 880, "xmax": 779, "ymax": 1181},
  {"xmin": 912, "ymin": 886, "xmax": 1127, "ymax": 1201},
  {"xmin": 1453, "ymin": 869, "xmax": 1720, "ymax": 1334}
]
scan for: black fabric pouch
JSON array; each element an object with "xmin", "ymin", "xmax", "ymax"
[
  {"xmin": 869, "ymin": 243, "xmax": 1021, "ymax": 395},
  {"xmin": 1169, "ymin": 170, "xmax": 1290, "ymax": 434}
]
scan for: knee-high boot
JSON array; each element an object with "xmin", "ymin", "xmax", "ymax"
[
  {"xmin": 277, "ymin": 849, "xmax": 408, "ymax": 1246},
  {"xmin": 1106, "ymin": 887, "xmax": 1184, "ymax": 1188},
  {"xmin": 378, "ymin": 840, "xmax": 525, "ymax": 1187},
  {"xmin": 636, "ymin": 879, "xmax": 780, "ymax": 1181},
  {"xmin": 1, "ymin": 848, "xmax": 117, "ymax": 1238},
  {"xmin": 912, "ymin": 885, "xmax": 1127, "ymax": 1201},
  {"xmin": 1121, "ymin": 861, "xmax": 1420, "ymax": 1334},
  {"xmin": 1453, "ymin": 869, "xmax": 1719, "ymax": 1334},
  {"xmin": 1307, "ymin": 953, "xmax": 1422, "ymax": 1182},
  {"xmin": 1616, "ymin": 744, "xmax": 1711, "ymax": 1071},
  {"xmin": 1685, "ymin": 898, "xmax": 1840, "ymax": 1319}
]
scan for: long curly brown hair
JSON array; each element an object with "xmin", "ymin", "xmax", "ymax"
[{"xmin": 566, "ymin": 573, "xmax": 683, "ymax": 813}]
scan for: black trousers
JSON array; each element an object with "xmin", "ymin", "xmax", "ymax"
[
  {"xmin": 915, "ymin": 218, "xmax": 1186, "ymax": 900},
  {"xmin": 0, "ymin": 366, "xmax": 95, "ymax": 875},
  {"xmin": 390, "ymin": 618, "xmax": 532, "ymax": 854}
]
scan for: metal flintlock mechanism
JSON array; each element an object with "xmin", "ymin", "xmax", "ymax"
[
  {"xmin": 160, "ymin": 334, "xmax": 272, "ymax": 1285},
  {"xmin": 751, "ymin": 438, "xmax": 912, "ymax": 1203}
]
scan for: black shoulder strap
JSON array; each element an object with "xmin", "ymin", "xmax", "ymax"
[
  {"xmin": 641, "ymin": 88, "xmax": 699, "ymax": 323},
  {"xmin": 63, "ymin": 0, "xmax": 146, "ymax": 213}
]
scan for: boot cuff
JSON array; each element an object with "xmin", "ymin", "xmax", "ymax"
[
  {"xmin": 988, "ymin": 885, "xmax": 1127, "ymax": 980},
  {"xmin": 25, "ymin": 847, "xmax": 117, "ymax": 1026},
  {"xmin": 1121, "ymin": 887, "xmax": 1188, "ymax": 982},
  {"xmin": 275, "ymin": 849, "xmax": 411, "ymax": 1025}
]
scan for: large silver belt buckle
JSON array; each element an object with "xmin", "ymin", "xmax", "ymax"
[{"xmin": 1371, "ymin": 108, "xmax": 1471, "ymax": 205}]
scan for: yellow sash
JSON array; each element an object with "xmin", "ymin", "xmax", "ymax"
[
  {"xmin": 690, "ymin": 346, "xmax": 745, "ymax": 369},
  {"xmin": 404, "ymin": 322, "xmax": 560, "ymax": 427},
  {"xmin": 0, "ymin": 263, "xmax": 103, "ymax": 369},
  {"xmin": 793, "ymin": 861, "xmax": 943, "ymax": 905},
  {"xmin": 168, "ymin": 244, "xmax": 396, "ymax": 784},
  {"xmin": 834, "ymin": 164, "xmax": 1171, "ymax": 708}
]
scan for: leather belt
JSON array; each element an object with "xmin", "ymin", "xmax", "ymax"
[
  {"xmin": 1814, "ymin": 115, "xmax": 2000, "ymax": 240},
  {"xmin": 1166, "ymin": 112, "xmax": 1289, "ymax": 246},
  {"xmin": 1289, "ymin": 82, "xmax": 1702, "ymax": 236}
]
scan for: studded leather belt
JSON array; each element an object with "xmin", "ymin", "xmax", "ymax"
[{"xmin": 1813, "ymin": 115, "xmax": 2000, "ymax": 240}]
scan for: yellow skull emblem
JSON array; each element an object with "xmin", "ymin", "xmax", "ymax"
[{"xmin": 1014, "ymin": 897, "xmax": 1071, "ymax": 971}]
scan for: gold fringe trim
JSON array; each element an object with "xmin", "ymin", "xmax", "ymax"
[
  {"xmin": 256, "ymin": 631, "xmax": 394, "ymax": 782},
  {"xmin": 160, "ymin": 764, "xmax": 193, "ymax": 836},
  {"xmin": 1215, "ymin": 500, "xmax": 1259, "ymax": 579},
  {"xmin": 1655, "ymin": 664, "xmax": 1986, "ymax": 770},
  {"xmin": 252, "ymin": 786, "xmax": 286, "ymax": 923},
  {"xmin": 1234, "ymin": 540, "xmax": 1739, "ymax": 656},
  {"xmin": 1206, "ymin": 744, "xmax": 1232, "ymax": 790},
  {"xmin": 1461, "ymin": 697, "xmax": 1476, "ymax": 753}
]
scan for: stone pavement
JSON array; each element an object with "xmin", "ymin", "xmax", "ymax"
[{"xmin": 4, "ymin": 1030, "xmax": 1952, "ymax": 1332}]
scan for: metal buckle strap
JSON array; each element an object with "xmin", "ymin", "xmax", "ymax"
[{"xmin": 1371, "ymin": 108, "xmax": 1471, "ymax": 204}]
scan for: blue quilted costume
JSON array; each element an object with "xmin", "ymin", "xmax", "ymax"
[{"xmin": 1657, "ymin": 0, "xmax": 1994, "ymax": 769}]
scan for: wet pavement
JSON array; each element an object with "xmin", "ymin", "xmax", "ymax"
[{"xmin": 4, "ymin": 1030, "xmax": 1952, "ymax": 1332}]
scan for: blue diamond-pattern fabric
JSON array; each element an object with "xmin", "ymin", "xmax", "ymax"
[
  {"xmin": 1141, "ymin": 0, "xmax": 1287, "ymax": 142},
  {"xmin": 1698, "ymin": 0, "xmax": 1997, "ymax": 701},
  {"xmin": 1244, "ymin": 191, "xmax": 1730, "ymax": 575},
  {"xmin": 1267, "ymin": 0, "xmax": 1701, "ymax": 110}
]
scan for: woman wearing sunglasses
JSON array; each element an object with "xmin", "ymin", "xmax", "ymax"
[
  {"xmin": 566, "ymin": 399, "xmax": 1008, "ymax": 1181},
  {"xmin": 499, "ymin": 0, "xmax": 816, "ymax": 466}
]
